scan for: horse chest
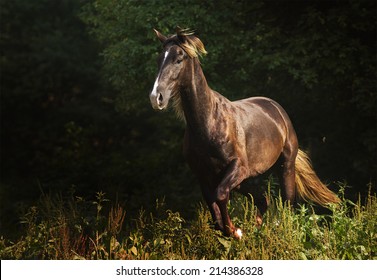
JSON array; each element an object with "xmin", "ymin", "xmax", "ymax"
[
  {"xmin": 184, "ymin": 129, "xmax": 236, "ymax": 175},
  {"xmin": 185, "ymin": 145, "xmax": 228, "ymax": 180}
]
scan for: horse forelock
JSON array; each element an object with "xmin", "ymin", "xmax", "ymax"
[{"xmin": 164, "ymin": 29, "xmax": 207, "ymax": 58}]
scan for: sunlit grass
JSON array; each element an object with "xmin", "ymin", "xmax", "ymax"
[{"xmin": 0, "ymin": 183, "xmax": 376, "ymax": 260}]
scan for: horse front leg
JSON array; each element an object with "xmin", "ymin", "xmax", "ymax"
[{"xmin": 216, "ymin": 159, "xmax": 248, "ymax": 239}]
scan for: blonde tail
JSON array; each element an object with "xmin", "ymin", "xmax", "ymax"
[{"xmin": 295, "ymin": 149, "xmax": 340, "ymax": 206}]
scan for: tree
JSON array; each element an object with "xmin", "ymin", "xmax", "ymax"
[{"xmin": 0, "ymin": 0, "xmax": 121, "ymax": 236}]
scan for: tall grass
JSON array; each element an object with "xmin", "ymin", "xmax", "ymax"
[{"xmin": 0, "ymin": 184, "xmax": 376, "ymax": 259}]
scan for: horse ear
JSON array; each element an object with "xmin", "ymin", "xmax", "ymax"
[{"xmin": 154, "ymin": 29, "xmax": 167, "ymax": 43}]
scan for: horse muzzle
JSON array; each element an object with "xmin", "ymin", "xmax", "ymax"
[{"xmin": 149, "ymin": 92, "xmax": 163, "ymax": 110}]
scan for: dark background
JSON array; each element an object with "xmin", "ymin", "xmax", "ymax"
[{"xmin": 1, "ymin": 0, "xmax": 376, "ymax": 239}]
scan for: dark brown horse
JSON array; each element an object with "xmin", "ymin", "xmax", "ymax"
[{"xmin": 149, "ymin": 28, "xmax": 339, "ymax": 239}]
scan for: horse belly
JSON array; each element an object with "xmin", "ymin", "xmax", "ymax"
[
  {"xmin": 246, "ymin": 140, "xmax": 283, "ymax": 176},
  {"xmin": 243, "ymin": 120, "xmax": 285, "ymax": 176}
]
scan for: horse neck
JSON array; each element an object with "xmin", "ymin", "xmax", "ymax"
[{"xmin": 179, "ymin": 58, "xmax": 215, "ymax": 133}]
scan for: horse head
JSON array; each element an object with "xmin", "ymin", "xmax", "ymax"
[{"xmin": 149, "ymin": 28, "xmax": 207, "ymax": 111}]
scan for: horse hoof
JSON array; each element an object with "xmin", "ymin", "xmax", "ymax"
[
  {"xmin": 256, "ymin": 216, "xmax": 263, "ymax": 228},
  {"xmin": 234, "ymin": 228, "xmax": 243, "ymax": 239}
]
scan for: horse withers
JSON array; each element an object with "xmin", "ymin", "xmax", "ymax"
[{"xmin": 149, "ymin": 28, "xmax": 339, "ymax": 239}]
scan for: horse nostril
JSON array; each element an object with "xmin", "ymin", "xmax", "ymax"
[{"xmin": 158, "ymin": 93, "xmax": 163, "ymax": 104}]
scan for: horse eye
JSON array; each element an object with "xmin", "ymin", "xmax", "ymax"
[{"xmin": 176, "ymin": 59, "xmax": 183, "ymax": 64}]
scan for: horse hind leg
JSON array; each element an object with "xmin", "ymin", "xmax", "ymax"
[
  {"xmin": 237, "ymin": 179, "xmax": 268, "ymax": 228},
  {"xmin": 279, "ymin": 144, "xmax": 298, "ymax": 205},
  {"xmin": 254, "ymin": 190, "xmax": 268, "ymax": 227}
]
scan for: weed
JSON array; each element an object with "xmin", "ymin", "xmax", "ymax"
[{"xmin": 0, "ymin": 183, "xmax": 376, "ymax": 259}]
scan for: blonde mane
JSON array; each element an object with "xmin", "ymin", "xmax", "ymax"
[{"xmin": 167, "ymin": 27, "xmax": 208, "ymax": 58}]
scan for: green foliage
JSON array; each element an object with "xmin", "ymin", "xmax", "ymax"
[{"xmin": 1, "ymin": 184, "xmax": 376, "ymax": 260}]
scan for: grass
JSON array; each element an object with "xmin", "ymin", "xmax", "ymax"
[{"xmin": 0, "ymin": 184, "xmax": 376, "ymax": 260}]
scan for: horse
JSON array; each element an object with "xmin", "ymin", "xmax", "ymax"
[{"xmin": 149, "ymin": 28, "xmax": 340, "ymax": 239}]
